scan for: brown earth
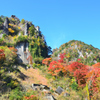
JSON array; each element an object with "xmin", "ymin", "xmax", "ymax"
[
  {"xmin": 20, "ymin": 67, "xmax": 48, "ymax": 86},
  {"xmin": 9, "ymin": 66, "xmax": 48, "ymax": 90}
]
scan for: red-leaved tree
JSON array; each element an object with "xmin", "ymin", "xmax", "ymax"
[
  {"xmin": 48, "ymin": 60, "xmax": 68, "ymax": 76},
  {"xmin": 68, "ymin": 62, "xmax": 88, "ymax": 87},
  {"xmin": 58, "ymin": 53, "xmax": 66, "ymax": 63},
  {"xmin": 0, "ymin": 49, "xmax": 5, "ymax": 64},
  {"xmin": 48, "ymin": 61, "xmax": 63, "ymax": 76}
]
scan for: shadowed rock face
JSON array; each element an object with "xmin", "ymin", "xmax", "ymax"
[
  {"xmin": 11, "ymin": 15, "xmax": 20, "ymax": 25},
  {"xmin": 11, "ymin": 15, "xmax": 16, "ymax": 18},
  {"xmin": 4, "ymin": 17, "xmax": 9, "ymax": 35},
  {"xmin": 16, "ymin": 42, "xmax": 30, "ymax": 64},
  {"xmin": 24, "ymin": 22, "xmax": 29, "ymax": 36}
]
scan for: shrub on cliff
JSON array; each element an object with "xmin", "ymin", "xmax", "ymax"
[
  {"xmin": 0, "ymin": 46, "xmax": 17, "ymax": 66},
  {"xmin": 21, "ymin": 19, "xmax": 25, "ymax": 24}
]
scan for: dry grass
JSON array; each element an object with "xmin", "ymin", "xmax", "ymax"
[
  {"xmin": 7, "ymin": 66, "xmax": 83, "ymax": 100},
  {"xmin": 8, "ymin": 66, "xmax": 48, "ymax": 90}
]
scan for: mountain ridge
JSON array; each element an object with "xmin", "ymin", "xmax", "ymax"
[{"xmin": 52, "ymin": 40, "xmax": 100, "ymax": 65}]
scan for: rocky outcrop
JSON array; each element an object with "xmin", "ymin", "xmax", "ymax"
[
  {"xmin": 3, "ymin": 17, "xmax": 9, "ymax": 35},
  {"xmin": 55, "ymin": 86, "xmax": 63, "ymax": 95},
  {"xmin": 0, "ymin": 15, "xmax": 48, "ymax": 64},
  {"xmin": 45, "ymin": 94, "xmax": 56, "ymax": 100},
  {"xmin": 11, "ymin": 15, "xmax": 20, "ymax": 25},
  {"xmin": 31, "ymin": 83, "xmax": 70, "ymax": 100},
  {"xmin": 24, "ymin": 22, "xmax": 29, "ymax": 36},
  {"xmin": 35, "ymin": 26, "xmax": 40, "ymax": 32},
  {"xmin": 16, "ymin": 42, "xmax": 30, "ymax": 64}
]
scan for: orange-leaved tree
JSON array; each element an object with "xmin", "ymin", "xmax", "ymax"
[
  {"xmin": 27, "ymin": 55, "xmax": 33, "ymax": 65},
  {"xmin": 42, "ymin": 58, "xmax": 52, "ymax": 66},
  {"xmin": 86, "ymin": 63, "xmax": 100, "ymax": 97},
  {"xmin": 24, "ymin": 94, "xmax": 38, "ymax": 100},
  {"xmin": 92, "ymin": 62, "xmax": 100, "ymax": 68}
]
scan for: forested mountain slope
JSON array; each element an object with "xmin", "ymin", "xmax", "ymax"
[{"xmin": 52, "ymin": 40, "xmax": 100, "ymax": 65}]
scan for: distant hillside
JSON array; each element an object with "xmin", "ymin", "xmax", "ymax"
[{"xmin": 52, "ymin": 40, "xmax": 100, "ymax": 65}]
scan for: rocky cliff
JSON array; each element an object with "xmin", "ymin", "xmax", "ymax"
[{"xmin": 0, "ymin": 15, "xmax": 51, "ymax": 64}]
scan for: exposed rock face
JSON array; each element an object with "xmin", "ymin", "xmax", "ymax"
[
  {"xmin": 0, "ymin": 15, "xmax": 48, "ymax": 64},
  {"xmin": 31, "ymin": 83, "xmax": 56, "ymax": 100},
  {"xmin": 64, "ymin": 93, "xmax": 70, "ymax": 97},
  {"xmin": 45, "ymin": 94, "xmax": 56, "ymax": 100},
  {"xmin": 16, "ymin": 42, "xmax": 30, "ymax": 64},
  {"xmin": 3, "ymin": 17, "xmax": 31, "ymax": 64},
  {"xmin": 55, "ymin": 86, "xmax": 63, "ymax": 95},
  {"xmin": 35, "ymin": 26, "xmax": 40, "ymax": 32},
  {"xmin": 3, "ymin": 17, "xmax": 9, "ymax": 35},
  {"xmin": 11, "ymin": 15, "xmax": 20, "ymax": 25},
  {"xmin": 0, "ymin": 34, "xmax": 3, "ymax": 38},
  {"xmin": 77, "ymin": 49, "xmax": 84, "ymax": 58},
  {"xmin": 24, "ymin": 22, "xmax": 29, "ymax": 36},
  {"xmin": 31, "ymin": 84, "xmax": 50, "ymax": 91},
  {"xmin": 11, "ymin": 15, "xmax": 16, "ymax": 18},
  {"xmin": 35, "ymin": 26, "xmax": 41, "ymax": 37}
]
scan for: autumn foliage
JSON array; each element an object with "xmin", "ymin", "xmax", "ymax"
[
  {"xmin": 48, "ymin": 61, "xmax": 64, "ymax": 76},
  {"xmin": 68, "ymin": 62, "xmax": 88, "ymax": 87},
  {"xmin": 42, "ymin": 58, "xmax": 52, "ymax": 66},
  {"xmin": 92, "ymin": 62, "xmax": 100, "ymax": 68},
  {"xmin": 0, "ymin": 47, "xmax": 17, "ymax": 65},
  {"xmin": 0, "ymin": 49, "xmax": 5, "ymax": 64},
  {"xmin": 27, "ymin": 55, "xmax": 33, "ymax": 65},
  {"xmin": 9, "ymin": 47, "xmax": 17, "ymax": 55},
  {"xmin": 86, "ymin": 63, "xmax": 100, "ymax": 96},
  {"xmin": 24, "ymin": 95, "xmax": 38, "ymax": 100},
  {"xmin": 58, "ymin": 53, "xmax": 66, "ymax": 63},
  {"xmin": 42, "ymin": 53, "xmax": 100, "ymax": 97}
]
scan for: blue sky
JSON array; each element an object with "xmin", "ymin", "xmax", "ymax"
[{"xmin": 0, "ymin": 0, "xmax": 100, "ymax": 50}]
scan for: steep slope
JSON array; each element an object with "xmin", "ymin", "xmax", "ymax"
[
  {"xmin": 0, "ymin": 15, "xmax": 51, "ymax": 64},
  {"xmin": 0, "ymin": 15, "xmax": 51, "ymax": 98},
  {"xmin": 52, "ymin": 40, "xmax": 100, "ymax": 65},
  {"xmin": 9, "ymin": 67, "xmax": 48, "ymax": 89}
]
